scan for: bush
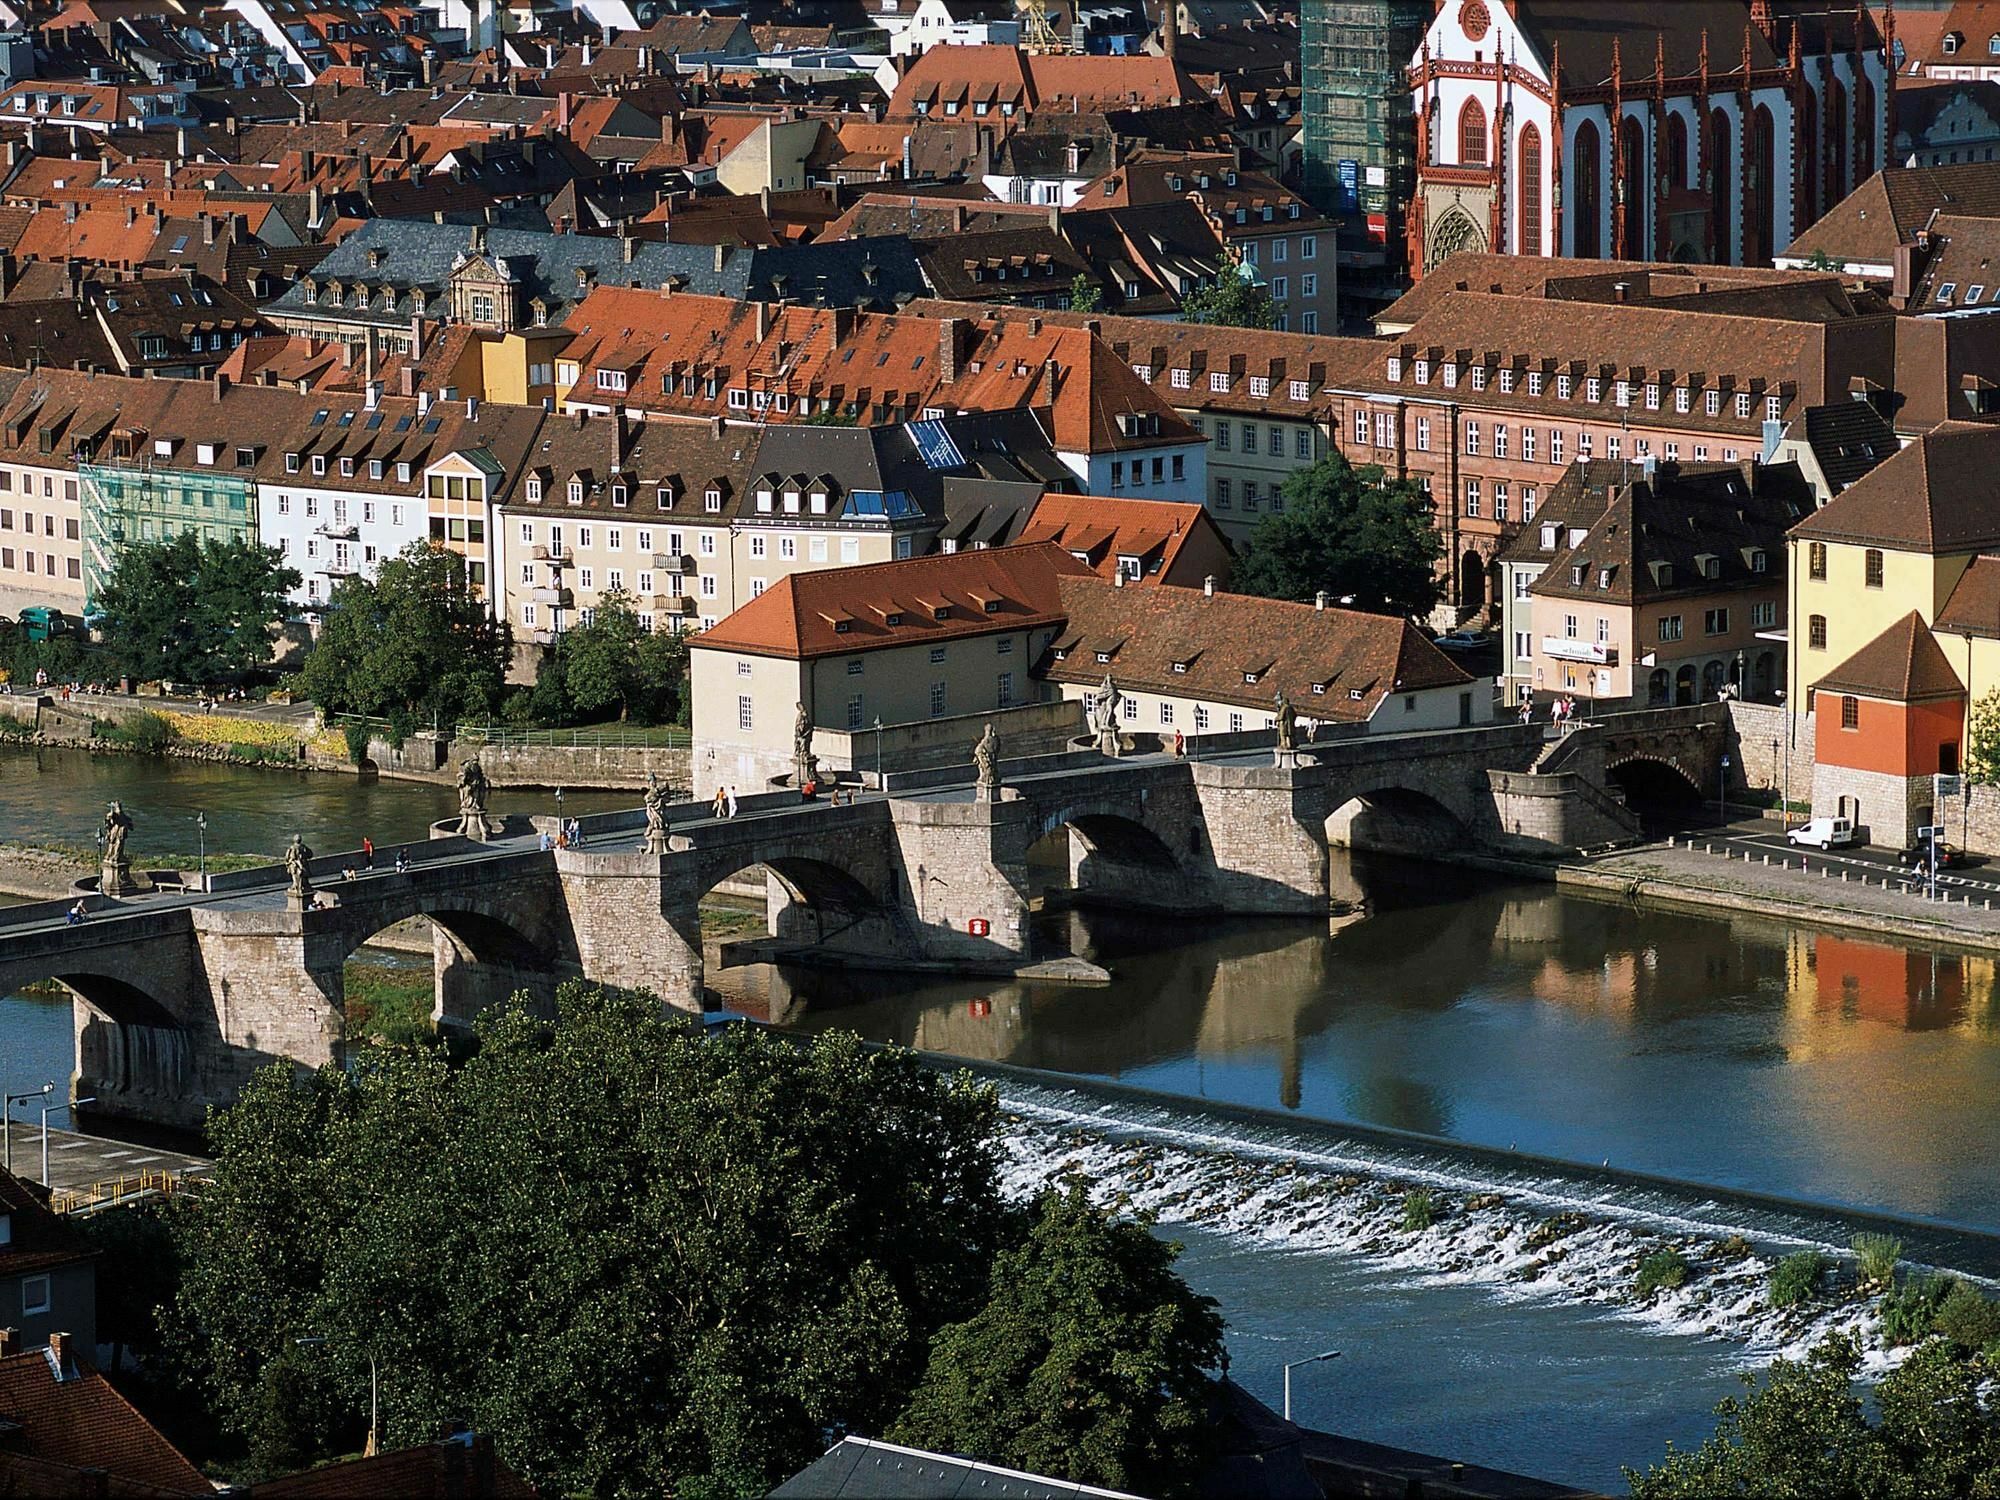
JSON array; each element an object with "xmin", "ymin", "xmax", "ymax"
[
  {"xmin": 1770, "ymin": 1251, "xmax": 1828, "ymax": 1309},
  {"xmin": 1636, "ymin": 1249, "xmax": 1691, "ymax": 1297},
  {"xmin": 1852, "ymin": 1232, "xmax": 1903, "ymax": 1287},
  {"xmin": 1716, "ymin": 1234, "xmax": 1752, "ymax": 1262},
  {"xmin": 1400, "ymin": 1188, "xmax": 1437, "ymax": 1232},
  {"xmin": 103, "ymin": 710, "xmax": 173, "ymax": 754},
  {"xmin": 1934, "ymin": 1280, "xmax": 2000, "ymax": 1353},
  {"xmin": 342, "ymin": 721, "xmax": 372, "ymax": 766},
  {"xmin": 1880, "ymin": 1275, "xmax": 1957, "ymax": 1348}
]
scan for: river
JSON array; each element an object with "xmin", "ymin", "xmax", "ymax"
[{"xmin": 7, "ymin": 751, "xmax": 2000, "ymax": 1490}]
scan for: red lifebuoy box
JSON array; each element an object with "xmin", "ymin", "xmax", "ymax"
[{"xmin": 967, "ymin": 917, "xmax": 990, "ymax": 937}]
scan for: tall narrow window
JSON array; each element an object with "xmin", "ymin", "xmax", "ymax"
[
  {"xmin": 1459, "ymin": 97, "xmax": 1488, "ymax": 166},
  {"xmin": 1519, "ymin": 124, "xmax": 1542, "ymax": 255}
]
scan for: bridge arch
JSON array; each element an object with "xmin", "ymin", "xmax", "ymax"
[
  {"xmin": 28, "ymin": 968, "xmax": 195, "ymax": 1114},
  {"xmin": 1323, "ymin": 783, "xmax": 1472, "ymax": 854},
  {"xmin": 1606, "ymin": 754, "xmax": 1706, "ymax": 825}
]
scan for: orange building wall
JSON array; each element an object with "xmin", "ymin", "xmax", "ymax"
[{"xmin": 1815, "ymin": 694, "xmax": 1964, "ymax": 777}]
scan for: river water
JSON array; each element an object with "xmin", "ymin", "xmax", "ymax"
[{"xmin": 8, "ymin": 751, "xmax": 2000, "ymax": 1489}]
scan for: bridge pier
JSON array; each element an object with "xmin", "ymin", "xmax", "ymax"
[{"xmin": 558, "ymin": 848, "xmax": 706, "ymax": 1013}]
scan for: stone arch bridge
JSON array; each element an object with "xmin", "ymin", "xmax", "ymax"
[{"xmin": 0, "ymin": 707, "xmax": 1727, "ymax": 1129}]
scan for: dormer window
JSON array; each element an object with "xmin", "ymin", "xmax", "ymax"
[
  {"xmin": 1571, "ymin": 564, "xmax": 1585, "ymax": 586},
  {"xmin": 1750, "ymin": 549, "xmax": 1769, "ymax": 573},
  {"xmin": 1414, "ymin": 359, "xmax": 1429, "ymax": 383},
  {"xmin": 525, "ymin": 477, "xmax": 543, "ymax": 503},
  {"xmin": 1172, "ymin": 660, "xmax": 1188, "ymax": 673},
  {"xmin": 1348, "ymin": 688, "xmax": 1366, "ymax": 701},
  {"xmin": 567, "ymin": 479, "xmax": 584, "ymax": 505},
  {"xmin": 704, "ymin": 488, "xmax": 722, "ymax": 512},
  {"xmin": 1387, "ymin": 357, "xmax": 1402, "ymax": 381},
  {"xmin": 1598, "ymin": 568, "xmax": 1611, "ymax": 589},
  {"xmin": 933, "ymin": 606, "xmax": 950, "ymax": 621},
  {"xmin": 1095, "ymin": 650, "xmax": 1112, "ymax": 664},
  {"xmin": 1311, "ymin": 682, "xmax": 1326, "ymax": 695},
  {"xmin": 611, "ymin": 483, "xmax": 628, "ymax": 508},
  {"xmin": 1540, "ymin": 523, "xmax": 1557, "ymax": 549},
  {"xmin": 886, "ymin": 611, "xmax": 904, "ymax": 626},
  {"xmin": 1242, "ymin": 671, "xmax": 1259, "ymax": 684}
]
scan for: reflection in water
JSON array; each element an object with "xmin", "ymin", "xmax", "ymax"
[{"xmin": 747, "ymin": 852, "xmax": 2000, "ymax": 1227}]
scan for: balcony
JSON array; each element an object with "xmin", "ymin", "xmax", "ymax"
[
  {"xmin": 653, "ymin": 552, "xmax": 695, "ymax": 572},
  {"xmin": 1541, "ymin": 637, "xmax": 1618, "ymax": 666},
  {"xmin": 315, "ymin": 521, "xmax": 359, "ymax": 540},
  {"xmin": 532, "ymin": 545, "xmax": 572, "ymax": 566},
  {"xmin": 530, "ymin": 586, "xmax": 574, "ymax": 607}
]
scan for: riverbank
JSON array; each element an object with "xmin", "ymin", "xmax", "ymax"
[{"xmin": 1447, "ymin": 841, "xmax": 2000, "ymax": 955}]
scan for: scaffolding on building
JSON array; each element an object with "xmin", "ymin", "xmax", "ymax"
[
  {"xmin": 79, "ymin": 460, "xmax": 256, "ymax": 604},
  {"xmin": 1021, "ymin": 0, "xmax": 1069, "ymax": 54},
  {"xmin": 1301, "ymin": 0, "xmax": 1426, "ymax": 226}
]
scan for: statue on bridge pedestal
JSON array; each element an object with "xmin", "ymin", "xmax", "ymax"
[
  {"xmin": 1272, "ymin": 689, "xmax": 1299, "ymax": 766},
  {"xmin": 285, "ymin": 833, "xmax": 313, "ymax": 908},
  {"xmin": 974, "ymin": 721, "xmax": 1000, "ymax": 801},
  {"xmin": 793, "ymin": 701, "xmax": 819, "ymax": 788},
  {"xmin": 99, "ymin": 801, "xmax": 134, "ymax": 897},
  {"xmin": 643, "ymin": 771, "xmax": 670, "ymax": 853},
  {"xmin": 456, "ymin": 756, "xmax": 493, "ymax": 840},
  {"xmin": 1090, "ymin": 674, "xmax": 1123, "ymax": 757}
]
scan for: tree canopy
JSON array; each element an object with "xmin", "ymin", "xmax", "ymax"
[
  {"xmin": 1179, "ymin": 248, "xmax": 1276, "ymax": 330},
  {"xmin": 293, "ymin": 542, "xmax": 509, "ymax": 729},
  {"xmin": 892, "ymin": 1184, "xmax": 1224, "ymax": 1496},
  {"xmin": 1967, "ymin": 688, "xmax": 2000, "ymax": 785},
  {"xmin": 158, "ymin": 984, "xmax": 1222, "ymax": 1496},
  {"xmin": 1628, "ymin": 1334, "xmax": 2000, "ymax": 1499},
  {"xmin": 1230, "ymin": 452, "xmax": 1443, "ymax": 617},
  {"xmin": 92, "ymin": 533, "xmax": 299, "ymax": 686}
]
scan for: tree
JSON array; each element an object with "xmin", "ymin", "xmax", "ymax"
[
  {"xmin": 1230, "ymin": 452, "xmax": 1443, "ymax": 616},
  {"xmin": 1627, "ymin": 1334, "xmax": 2000, "ymax": 1499},
  {"xmin": 1069, "ymin": 273, "xmax": 1104, "ymax": 313},
  {"xmin": 294, "ymin": 542, "xmax": 509, "ymax": 727},
  {"xmin": 167, "ymin": 984, "xmax": 1013, "ymax": 1495},
  {"xmin": 892, "ymin": 1184, "xmax": 1225, "ymax": 1498},
  {"xmin": 633, "ymin": 625, "xmax": 694, "ymax": 727},
  {"xmin": 562, "ymin": 587, "xmax": 645, "ymax": 721},
  {"xmin": 92, "ymin": 533, "xmax": 299, "ymax": 686},
  {"xmin": 1968, "ymin": 688, "xmax": 2000, "ymax": 784},
  {"xmin": 1179, "ymin": 247, "xmax": 1276, "ymax": 330}
]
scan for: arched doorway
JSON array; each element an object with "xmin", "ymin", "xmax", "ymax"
[
  {"xmin": 1702, "ymin": 660, "xmax": 1727, "ymax": 699},
  {"xmin": 1647, "ymin": 668, "xmax": 1670, "ymax": 706},
  {"xmin": 1573, "ymin": 118, "xmax": 1603, "ymax": 257},
  {"xmin": 1753, "ymin": 650, "xmax": 1775, "ymax": 699},
  {"xmin": 1675, "ymin": 664, "xmax": 1697, "ymax": 705},
  {"xmin": 1607, "ymin": 758, "xmax": 1706, "ymax": 833},
  {"xmin": 1459, "ymin": 551, "xmax": 1487, "ymax": 611}
]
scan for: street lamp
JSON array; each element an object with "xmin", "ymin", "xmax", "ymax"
[
  {"xmin": 1283, "ymin": 1348, "xmax": 1340, "ymax": 1422},
  {"xmin": 872, "ymin": 716, "xmax": 884, "ymax": 791},
  {"xmin": 194, "ymin": 811, "xmax": 207, "ymax": 888},
  {"xmin": 1718, "ymin": 753, "xmax": 1731, "ymax": 829},
  {"xmin": 553, "ymin": 785, "xmax": 564, "ymax": 836},
  {"xmin": 41, "ymin": 1094, "xmax": 92, "ymax": 1185},
  {"xmin": 3, "ymin": 1083, "xmax": 51, "ymax": 1173},
  {"xmin": 295, "ymin": 1337, "xmax": 380, "ymax": 1457}
]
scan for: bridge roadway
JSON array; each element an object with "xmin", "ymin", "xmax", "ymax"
[{"xmin": 0, "ymin": 707, "xmax": 1727, "ymax": 1130}]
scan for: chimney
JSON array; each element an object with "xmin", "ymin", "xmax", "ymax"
[
  {"xmin": 621, "ymin": 230, "xmax": 636, "ymax": 264},
  {"xmin": 953, "ymin": 203, "xmax": 967, "ymax": 233},
  {"xmin": 756, "ymin": 302, "xmax": 769, "ymax": 340},
  {"xmin": 125, "ymin": 203, "xmax": 136, "ymax": 227},
  {"xmin": 1203, "ymin": 574, "xmax": 1215, "ymax": 597},
  {"xmin": 713, "ymin": 243, "xmax": 728, "ymax": 273},
  {"xmin": 47, "ymin": 1332, "xmax": 70, "ymax": 1379},
  {"xmin": 711, "ymin": 415, "xmax": 726, "ymax": 439},
  {"xmin": 0, "ymin": 1329, "xmax": 14, "ymax": 1358},
  {"xmin": 308, "ymin": 185, "xmax": 322, "ymax": 230},
  {"xmin": 466, "ymin": 395, "xmax": 478, "ymax": 419},
  {"xmin": 365, "ymin": 380, "xmax": 381, "ymax": 410},
  {"xmin": 202, "ymin": 213, "xmax": 214, "ymax": 246},
  {"xmin": 938, "ymin": 317, "xmax": 963, "ymax": 382},
  {"xmin": 212, "ymin": 371, "xmax": 230, "ymax": 403},
  {"xmin": 558, "ymin": 91, "xmax": 572, "ymax": 132},
  {"xmin": 341, "ymin": 340, "xmax": 354, "ymax": 369},
  {"xmin": 418, "ymin": 389, "xmax": 432, "ymax": 416},
  {"xmin": 399, "ymin": 365, "xmax": 416, "ymax": 397},
  {"xmin": 1162, "ymin": 0, "xmax": 1179, "ymax": 60},
  {"xmin": 1612, "ymin": 281, "xmax": 1629, "ymax": 303},
  {"xmin": 1315, "ymin": 590, "xmax": 1327, "ymax": 611},
  {"xmin": 0, "ymin": 249, "xmax": 14, "ymax": 298},
  {"xmin": 1113, "ymin": 568, "xmax": 1126, "ymax": 587},
  {"xmin": 1047, "ymin": 204, "xmax": 1061, "ymax": 233},
  {"xmin": 410, "ymin": 313, "xmax": 426, "ymax": 359},
  {"xmin": 1041, "ymin": 357, "xmax": 1058, "ymax": 405}
]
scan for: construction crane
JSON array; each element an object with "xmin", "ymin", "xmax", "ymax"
[{"xmin": 1021, "ymin": 0, "xmax": 1069, "ymax": 54}]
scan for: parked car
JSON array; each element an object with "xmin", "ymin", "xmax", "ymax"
[
  {"xmin": 1786, "ymin": 817, "xmax": 1856, "ymax": 850},
  {"xmin": 1434, "ymin": 630, "xmax": 1492, "ymax": 653},
  {"xmin": 1906, "ymin": 837, "xmax": 1963, "ymax": 870}
]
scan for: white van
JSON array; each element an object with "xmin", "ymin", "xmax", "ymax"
[{"xmin": 1786, "ymin": 817, "xmax": 1855, "ymax": 850}]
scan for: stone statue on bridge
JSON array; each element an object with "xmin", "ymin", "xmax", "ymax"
[
  {"xmin": 974, "ymin": 721, "xmax": 1000, "ymax": 801},
  {"xmin": 643, "ymin": 771, "xmax": 670, "ymax": 854},
  {"xmin": 100, "ymin": 801, "xmax": 134, "ymax": 896},
  {"xmin": 284, "ymin": 834, "xmax": 313, "ymax": 908},
  {"xmin": 1091, "ymin": 674, "xmax": 1123, "ymax": 757},
  {"xmin": 793, "ymin": 701, "xmax": 819, "ymax": 787},
  {"xmin": 456, "ymin": 756, "xmax": 493, "ymax": 840},
  {"xmin": 1273, "ymin": 689, "xmax": 1298, "ymax": 757}
]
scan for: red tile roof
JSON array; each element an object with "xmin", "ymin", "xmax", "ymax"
[
  {"xmin": 0, "ymin": 1346, "xmax": 208, "ymax": 1495},
  {"xmin": 695, "ymin": 541, "xmax": 1091, "ymax": 659},
  {"xmin": 1815, "ymin": 612, "xmax": 1967, "ymax": 702},
  {"xmin": 1792, "ymin": 421, "xmax": 2000, "ymax": 552},
  {"xmin": 251, "ymin": 1436, "xmax": 537, "ymax": 1498},
  {"xmin": 1042, "ymin": 577, "xmax": 1472, "ymax": 721},
  {"xmin": 1017, "ymin": 493, "xmax": 1226, "ymax": 583}
]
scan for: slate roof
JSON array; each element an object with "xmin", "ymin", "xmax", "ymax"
[
  {"xmin": 1492, "ymin": 460, "xmax": 1632, "ymax": 567},
  {"xmin": 696, "ymin": 541, "xmax": 1089, "ymax": 659},
  {"xmin": 267, "ymin": 220, "xmax": 751, "ymax": 331},
  {"xmin": 1792, "ymin": 400, "xmax": 1900, "ymax": 496},
  {"xmin": 1792, "ymin": 421, "xmax": 2000, "ymax": 551},
  {"xmin": 1529, "ymin": 461, "xmax": 1813, "ymax": 607},
  {"xmin": 1043, "ymin": 575, "xmax": 1472, "ymax": 721},
  {"xmin": 1815, "ymin": 612, "xmax": 1967, "ymax": 701},
  {"xmin": 1511, "ymin": 0, "xmax": 1781, "ymax": 89},
  {"xmin": 743, "ymin": 235, "xmax": 929, "ymax": 308}
]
